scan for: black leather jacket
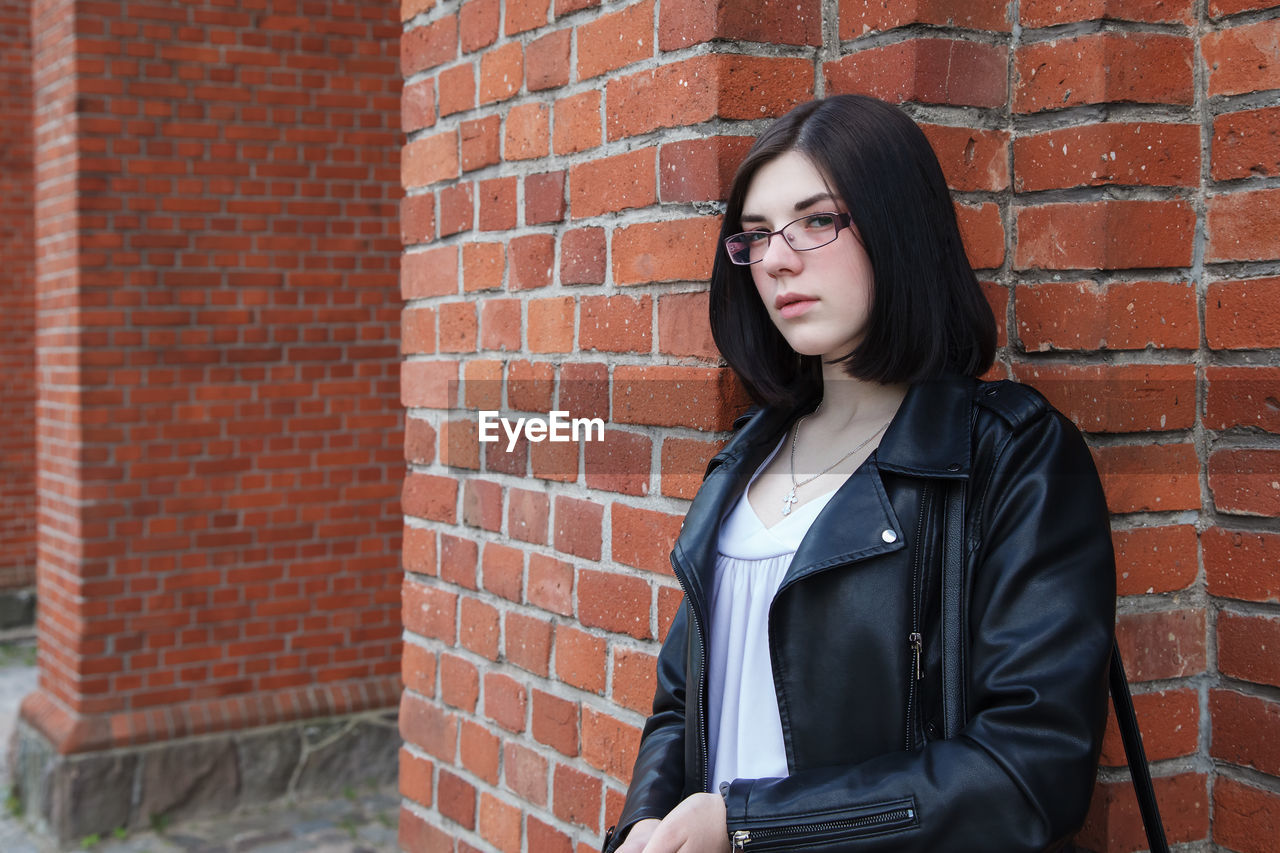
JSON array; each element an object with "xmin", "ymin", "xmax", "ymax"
[{"xmin": 603, "ymin": 377, "xmax": 1116, "ymax": 852}]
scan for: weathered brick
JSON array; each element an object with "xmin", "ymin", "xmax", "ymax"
[
  {"xmin": 553, "ymin": 90, "xmax": 601, "ymax": 155},
  {"xmin": 920, "ymin": 124, "xmax": 1010, "ymax": 192},
  {"xmin": 528, "ymin": 553, "xmax": 574, "ymax": 616},
  {"xmin": 555, "ymin": 624, "xmax": 606, "ymax": 694},
  {"xmin": 825, "ymin": 39, "xmax": 1007, "ymax": 108},
  {"xmin": 1203, "ymin": 19, "xmax": 1280, "ymax": 97},
  {"xmin": 613, "ymin": 218, "xmax": 720, "ymax": 285},
  {"xmin": 1092, "ymin": 443, "xmax": 1200, "ymax": 513},
  {"xmin": 1207, "ymin": 276, "xmax": 1280, "ymax": 350},
  {"xmin": 1078, "ymin": 772, "xmax": 1208, "ymax": 851},
  {"xmin": 578, "ymin": 0, "xmax": 654, "ymax": 80},
  {"xmin": 1014, "ymin": 123, "xmax": 1200, "ymax": 191},
  {"xmin": 505, "ymin": 741, "xmax": 549, "ymax": 806},
  {"xmin": 527, "ymin": 28, "xmax": 571, "ymax": 90},
  {"xmin": 845, "ymin": 0, "xmax": 1013, "ymax": 33},
  {"xmin": 532, "ymin": 689, "xmax": 579, "ymax": 756},
  {"xmin": 402, "ymin": 129, "xmax": 458, "ymax": 188},
  {"xmin": 1115, "ymin": 608, "xmax": 1206, "ymax": 681},
  {"xmin": 510, "ymin": 234, "xmax": 555, "ymax": 290},
  {"xmin": 478, "ymin": 176, "xmax": 517, "ymax": 232},
  {"xmin": 582, "ymin": 705, "xmax": 641, "ymax": 784},
  {"xmin": 460, "ymin": 0, "xmax": 499, "ymax": 53},
  {"xmin": 525, "ymin": 170, "xmax": 566, "ymax": 225},
  {"xmin": 570, "ymin": 148, "xmax": 656, "ymax": 220},
  {"xmin": 1213, "ymin": 776, "xmax": 1280, "ymax": 853},
  {"xmin": 478, "ymin": 792, "xmax": 521, "ymax": 852},
  {"xmin": 1204, "ymin": 527, "xmax": 1280, "ymax": 604},
  {"xmin": 552, "ymin": 763, "xmax": 601, "ymax": 831},
  {"xmin": 1015, "ymin": 280, "xmax": 1198, "ymax": 351},
  {"xmin": 504, "ymin": 102, "xmax": 549, "ymax": 161},
  {"xmin": 1212, "ymin": 689, "xmax": 1280, "ymax": 776},
  {"xmin": 1213, "ymin": 106, "xmax": 1280, "ymax": 180},
  {"xmin": 505, "ymin": 0, "xmax": 550, "ymax": 35},
  {"xmin": 483, "ymin": 671, "xmax": 528, "ymax": 733},
  {"xmin": 1014, "ymin": 200, "xmax": 1194, "ymax": 270},
  {"xmin": 478, "ymin": 41, "xmax": 522, "ymax": 104},
  {"xmin": 438, "ymin": 63, "xmax": 476, "ymax": 116},
  {"xmin": 561, "ymin": 227, "xmax": 607, "ymax": 285},
  {"xmin": 1113, "ymin": 525, "xmax": 1198, "ymax": 596},
  {"xmin": 505, "ymin": 611, "xmax": 553, "ymax": 677},
  {"xmin": 1013, "ymin": 363, "xmax": 1195, "ymax": 433},
  {"xmin": 1219, "ymin": 610, "xmax": 1280, "ymax": 689},
  {"xmin": 1098, "ymin": 688, "xmax": 1198, "ymax": 766},
  {"xmin": 527, "ymin": 296, "xmax": 575, "ymax": 354},
  {"xmin": 1207, "ymin": 188, "xmax": 1280, "ymax": 262},
  {"xmin": 607, "ymin": 54, "xmax": 812, "ymax": 141},
  {"xmin": 437, "ymin": 768, "xmax": 477, "ymax": 829},
  {"xmin": 578, "ymin": 569, "xmax": 650, "ymax": 639},
  {"xmin": 553, "ymin": 496, "xmax": 604, "ymax": 561},
  {"xmin": 1209, "ymin": 449, "xmax": 1280, "ymax": 516},
  {"xmin": 1020, "ymin": 0, "xmax": 1192, "ymax": 26},
  {"xmin": 663, "ymin": 0, "xmax": 822, "ymax": 49},
  {"xmin": 1205, "ymin": 366, "xmax": 1280, "ymax": 433},
  {"xmin": 659, "ymin": 136, "xmax": 754, "ymax": 203},
  {"xmin": 1013, "ymin": 33, "xmax": 1193, "ymax": 113},
  {"xmin": 611, "ymin": 364, "xmax": 746, "ymax": 431}
]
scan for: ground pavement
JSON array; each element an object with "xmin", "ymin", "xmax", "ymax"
[{"xmin": 0, "ymin": 631, "xmax": 400, "ymax": 853}]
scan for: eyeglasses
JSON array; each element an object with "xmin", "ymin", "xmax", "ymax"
[{"xmin": 723, "ymin": 212, "xmax": 855, "ymax": 266}]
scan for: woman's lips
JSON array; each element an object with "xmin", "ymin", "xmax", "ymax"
[{"xmin": 777, "ymin": 297, "xmax": 817, "ymax": 319}]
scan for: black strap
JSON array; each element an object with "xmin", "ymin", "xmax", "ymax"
[
  {"xmin": 941, "ymin": 481, "xmax": 966, "ymax": 738},
  {"xmin": 1108, "ymin": 642, "xmax": 1171, "ymax": 853},
  {"xmin": 939, "ymin": 482, "xmax": 1169, "ymax": 851}
]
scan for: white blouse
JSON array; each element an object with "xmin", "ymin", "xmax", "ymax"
[{"xmin": 707, "ymin": 438, "xmax": 839, "ymax": 792}]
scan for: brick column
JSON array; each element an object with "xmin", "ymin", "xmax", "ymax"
[
  {"xmin": 14, "ymin": 0, "xmax": 406, "ymax": 843},
  {"xmin": 398, "ymin": 1, "xmax": 1280, "ymax": 850},
  {"xmin": 0, "ymin": 0, "xmax": 36, "ymax": 618}
]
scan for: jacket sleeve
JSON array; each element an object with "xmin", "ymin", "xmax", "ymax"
[
  {"xmin": 603, "ymin": 600, "xmax": 693, "ymax": 853},
  {"xmin": 721, "ymin": 406, "xmax": 1117, "ymax": 851}
]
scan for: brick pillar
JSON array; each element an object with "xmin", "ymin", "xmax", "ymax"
[
  {"xmin": 0, "ymin": 0, "xmax": 37, "ymax": 620},
  {"xmin": 14, "ymin": 0, "xmax": 406, "ymax": 842},
  {"xmin": 398, "ymin": 1, "xmax": 1280, "ymax": 850}
]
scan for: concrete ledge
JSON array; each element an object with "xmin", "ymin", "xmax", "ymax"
[{"xmin": 6, "ymin": 707, "xmax": 400, "ymax": 844}]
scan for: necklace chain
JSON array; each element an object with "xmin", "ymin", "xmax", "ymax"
[{"xmin": 782, "ymin": 411, "xmax": 891, "ymax": 516}]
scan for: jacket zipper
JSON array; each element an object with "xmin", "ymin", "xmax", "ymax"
[
  {"xmin": 905, "ymin": 485, "xmax": 930, "ymax": 751},
  {"xmin": 671, "ymin": 553, "xmax": 711, "ymax": 794},
  {"xmin": 730, "ymin": 805, "xmax": 917, "ymax": 849}
]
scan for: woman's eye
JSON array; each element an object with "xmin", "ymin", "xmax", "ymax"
[
  {"xmin": 741, "ymin": 231, "xmax": 769, "ymax": 244},
  {"xmin": 805, "ymin": 214, "xmax": 835, "ymax": 228}
]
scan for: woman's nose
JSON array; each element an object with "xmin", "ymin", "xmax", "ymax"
[{"xmin": 759, "ymin": 232, "xmax": 801, "ymax": 275}]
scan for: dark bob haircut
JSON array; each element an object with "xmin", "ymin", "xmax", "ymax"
[{"xmin": 709, "ymin": 95, "xmax": 996, "ymax": 409}]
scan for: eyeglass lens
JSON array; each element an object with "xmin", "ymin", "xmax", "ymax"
[{"xmin": 725, "ymin": 213, "xmax": 844, "ymax": 265}]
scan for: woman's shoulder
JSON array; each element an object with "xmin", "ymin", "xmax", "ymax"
[{"xmin": 970, "ymin": 378, "xmax": 1051, "ymax": 433}]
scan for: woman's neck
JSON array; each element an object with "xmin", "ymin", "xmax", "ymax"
[{"xmin": 809, "ymin": 361, "xmax": 908, "ymax": 433}]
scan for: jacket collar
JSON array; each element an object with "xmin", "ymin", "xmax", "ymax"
[
  {"xmin": 670, "ymin": 377, "xmax": 975, "ymax": 616},
  {"xmin": 717, "ymin": 376, "xmax": 975, "ymax": 479},
  {"xmin": 874, "ymin": 376, "xmax": 974, "ymax": 478}
]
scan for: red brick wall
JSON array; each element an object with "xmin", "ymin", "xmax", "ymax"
[
  {"xmin": 397, "ymin": 0, "xmax": 1280, "ymax": 850},
  {"xmin": 24, "ymin": 0, "xmax": 405, "ymax": 753},
  {"xmin": 0, "ymin": 0, "xmax": 36, "ymax": 593}
]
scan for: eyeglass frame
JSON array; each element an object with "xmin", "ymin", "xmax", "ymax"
[{"xmin": 723, "ymin": 211, "xmax": 857, "ymax": 266}]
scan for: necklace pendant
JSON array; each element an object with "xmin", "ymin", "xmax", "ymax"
[{"xmin": 781, "ymin": 487, "xmax": 798, "ymax": 516}]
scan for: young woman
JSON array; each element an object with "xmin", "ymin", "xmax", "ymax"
[{"xmin": 602, "ymin": 96, "xmax": 1116, "ymax": 852}]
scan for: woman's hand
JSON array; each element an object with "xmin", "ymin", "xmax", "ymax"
[
  {"xmin": 640, "ymin": 793, "xmax": 730, "ymax": 853},
  {"xmin": 615, "ymin": 818, "xmax": 660, "ymax": 853}
]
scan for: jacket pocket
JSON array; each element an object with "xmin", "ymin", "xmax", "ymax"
[{"xmin": 729, "ymin": 798, "xmax": 918, "ymax": 850}]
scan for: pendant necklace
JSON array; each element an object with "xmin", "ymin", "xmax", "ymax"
[{"xmin": 783, "ymin": 412, "xmax": 891, "ymax": 516}]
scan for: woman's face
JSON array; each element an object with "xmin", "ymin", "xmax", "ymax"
[{"xmin": 739, "ymin": 150, "xmax": 874, "ymax": 362}]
